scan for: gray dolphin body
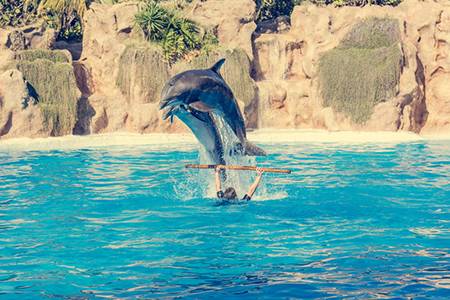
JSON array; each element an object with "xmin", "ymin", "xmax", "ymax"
[
  {"xmin": 158, "ymin": 59, "xmax": 267, "ymax": 157},
  {"xmin": 163, "ymin": 105, "xmax": 227, "ymax": 181},
  {"xmin": 162, "ymin": 105, "xmax": 226, "ymax": 166}
]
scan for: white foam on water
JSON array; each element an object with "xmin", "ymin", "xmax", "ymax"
[
  {"xmin": 248, "ymin": 129, "xmax": 425, "ymax": 144},
  {"xmin": 421, "ymin": 133, "xmax": 450, "ymax": 141},
  {"xmin": 0, "ymin": 132, "xmax": 197, "ymax": 152},
  {"xmin": 1, "ymin": 129, "xmax": 448, "ymax": 153}
]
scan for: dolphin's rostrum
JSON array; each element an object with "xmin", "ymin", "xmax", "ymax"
[{"xmin": 158, "ymin": 58, "xmax": 267, "ymax": 158}]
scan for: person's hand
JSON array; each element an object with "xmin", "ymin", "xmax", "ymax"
[
  {"xmin": 215, "ymin": 165, "xmax": 222, "ymax": 173},
  {"xmin": 256, "ymin": 167, "xmax": 263, "ymax": 176}
]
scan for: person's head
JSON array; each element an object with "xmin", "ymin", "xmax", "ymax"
[{"xmin": 224, "ymin": 187, "xmax": 237, "ymax": 200}]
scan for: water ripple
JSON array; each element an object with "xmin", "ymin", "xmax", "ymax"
[{"xmin": 0, "ymin": 141, "xmax": 449, "ymax": 298}]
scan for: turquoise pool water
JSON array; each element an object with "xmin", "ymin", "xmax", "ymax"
[{"xmin": 1, "ymin": 132, "xmax": 449, "ymax": 299}]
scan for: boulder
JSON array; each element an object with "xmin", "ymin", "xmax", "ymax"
[
  {"xmin": 0, "ymin": 24, "xmax": 57, "ymax": 70},
  {"xmin": 81, "ymin": 2, "xmax": 140, "ymax": 94},
  {"xmin": 189, "ymin": 0, "xmax": 257, "ymax": 60},
  {"xmin": 3, "ymin": 24, "xmax": 57, "ymax": 51},
  {"xmin": 0, "ymin": 69, "xmax": 49, "ymax": 139}
]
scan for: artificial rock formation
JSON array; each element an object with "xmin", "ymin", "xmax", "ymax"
[
  {"xmin": 74, "ymin": 1, "xmax": 259, "ymax": 136},
  {"xmin": 74, "ymin": 2, "xmax": 177, "ymax": 135},
  {"xmin": 1, "ymin": 0, "xmax": 450, "ymax": 140},
  {"xmin": 188, "ymin": 0, "xmax": 257, "ymax": 60},
  {"xmin": 0, "ymin": 69, "xmax": 49, "ymax": 139},
  {"xmin": 252, "ymin": 0, "xmax": 450, "ymax": 134},
  {"xmin": 0, "ymin": 25, "xmax": 77, "ymax": 140}
]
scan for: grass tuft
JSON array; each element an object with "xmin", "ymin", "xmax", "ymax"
[
  {"xmin": 13, "ymin": 50, "xmax": 78, "ymax": 135},
  {"xmin": 116, "ymin": 43, "xmax": 171, "ymax": 103},
  {"xmin": 317, "ymin": 18, "xmax": 402, "ymax": 123},
  {"xmin": 18, "ymin": 49, "xmax": 69, "ymax": 64}
]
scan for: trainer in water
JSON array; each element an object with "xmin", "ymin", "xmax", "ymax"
[
  {"xmin": 215, "ymin": 165, "xmax": 263, "ymax": 201},
  {"xmin": 158, "ymin": 58, "xmax": 267, "ymax": 157}
]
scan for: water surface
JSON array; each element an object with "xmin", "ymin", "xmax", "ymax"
[{"xmin": 1, "ymin": 132, "xmax": 449, "ymax": 299}]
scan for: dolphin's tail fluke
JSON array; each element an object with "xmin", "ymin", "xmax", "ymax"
[{"xmin": 242, "ymin": 139, "xmax": 267, "ymax": 157}]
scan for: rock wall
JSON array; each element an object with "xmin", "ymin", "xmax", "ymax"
[
  {"xmin": 1, "ymin": 0, "xmax": 450, "ymax": 140},
  {"xmin": 0, "ymin": 69, "xmax": 49, "ymax": 139},
  {"xmin": 0, "ymin": 24, "xmax": 71, "ymax": 140},
  {"xmin": 73, "ymin": 0, "xmax": 258, "ymax": 136},
  {"xmin": 253, "ymin": 0, "xmax": 450, "ymax": 134}
]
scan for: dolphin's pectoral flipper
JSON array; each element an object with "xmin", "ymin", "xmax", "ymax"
[
  {"xmin": 189, "ymin": 101, "xmax": 216, "ymax": 112},
  {"xmin": 242, "ymin": 139, "xmax": 268, "ymax": 157},
  {"xmin": 210, "ymin": 58, "xmax": 226, "ymax": 73}
]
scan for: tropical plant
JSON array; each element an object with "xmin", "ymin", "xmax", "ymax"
[
  {"xmin": 38, "ymin": 0, "xmax": 86, "ymax": 30},
  {"xmin": 160, "ymin": 15, "xmax": 200, "ymax": 62},
  {"xmin": 255, "ymin": 0, "xmax": 301, "ymax": 22},
  {"xmin": 135, "ymin": 2, "xmax": 168, "ymax": 40},
  {"xmin": 304, "ymin": 0, "xmax": 403, "ymax": 7},
  {"xmin": 38, "ymin": 0, "xmax": 87, "ymax": 16},
  {"xmin": 201, "ymin": 33, "xmax": 219, "ymax": 53},
  {"xmin": 0, "ymin": 0, "xmax": 41, "ymax": 28},
  {"xmin": 135, "ymin": 1, "xmax": 201, "ymax": 63}
]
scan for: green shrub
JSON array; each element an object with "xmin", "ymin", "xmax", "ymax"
[
  {"xmin": 13, "ymin": 50, "xmax": 79, "ymax": 135},
  {"xmin": 135, "ymin": 1, "xmax": 201, "ymax": 63},
  {"xmin": 317, "ymin": 18, "xmax": 402, "ymax": 123},
  {"xmin": 255, "ymin": 0, "xmax": 300, "ymax": 22},
  {"xmin": 254, "ymin": 0, "xmax": 403, "ymax": 22},
  {"xmin": 0, "ymin": 0, "xmax": 41, "ymax": 28}
]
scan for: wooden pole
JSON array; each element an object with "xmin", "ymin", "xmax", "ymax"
[{"xmin": 185, "ymin": 164, "xmax": 291, "ymax": 174}]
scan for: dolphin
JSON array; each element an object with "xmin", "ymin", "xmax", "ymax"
[
  {"xmin": 162, "ymin": 105, "xmax": 226, "ymax": 165},
  {"xmin": 162, "ymin": 105, "xmax": 227, "ymax": 181},
  {"xmin": 158, "ymin": 59, "xmax": 267, "ymax": 157}
]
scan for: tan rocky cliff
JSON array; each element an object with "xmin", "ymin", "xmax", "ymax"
[
  {"xmin": 1, "ymin": 0, "xmax": 450, "ymax": 140},
  {"xmin": 254, "ymin": 0, "xmax": 450, "ymax": 134}
]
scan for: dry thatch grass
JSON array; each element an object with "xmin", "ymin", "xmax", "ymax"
[
  {"xmin": 116, "ymin": 43, "xmax": 171, "ymax": 103},
  {"xmin": 14, "ymin": 50, "xmax": 78, "ymax": 135},
  {"xmin": 317, "ymin": 18, "xmax": 402, "ymax": 123}
]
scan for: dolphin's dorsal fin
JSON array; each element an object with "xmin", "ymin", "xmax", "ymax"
[{"xmin": 210, "ymin": 59, "xmax": 226, "ymax": 73}]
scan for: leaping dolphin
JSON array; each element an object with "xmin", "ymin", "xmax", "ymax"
[
  {"xmin": 162, "ymin": 105, "xmax": 226, "ymax": 166},
  {"xmin": 158, "ymin": 59, "xmax": 267, "ymax": 157},
  {"xmin": 162, "ymin": 105, "xmax": 227, "ymax": 181}
]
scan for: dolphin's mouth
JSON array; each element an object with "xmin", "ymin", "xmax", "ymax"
[
  {"xmin": 161, "ymin": 106, "xmax": 176, "ymax": 120},
  {"xmin": 158, "ymin": 96, "xmax": 182, "ymax": 110}
]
